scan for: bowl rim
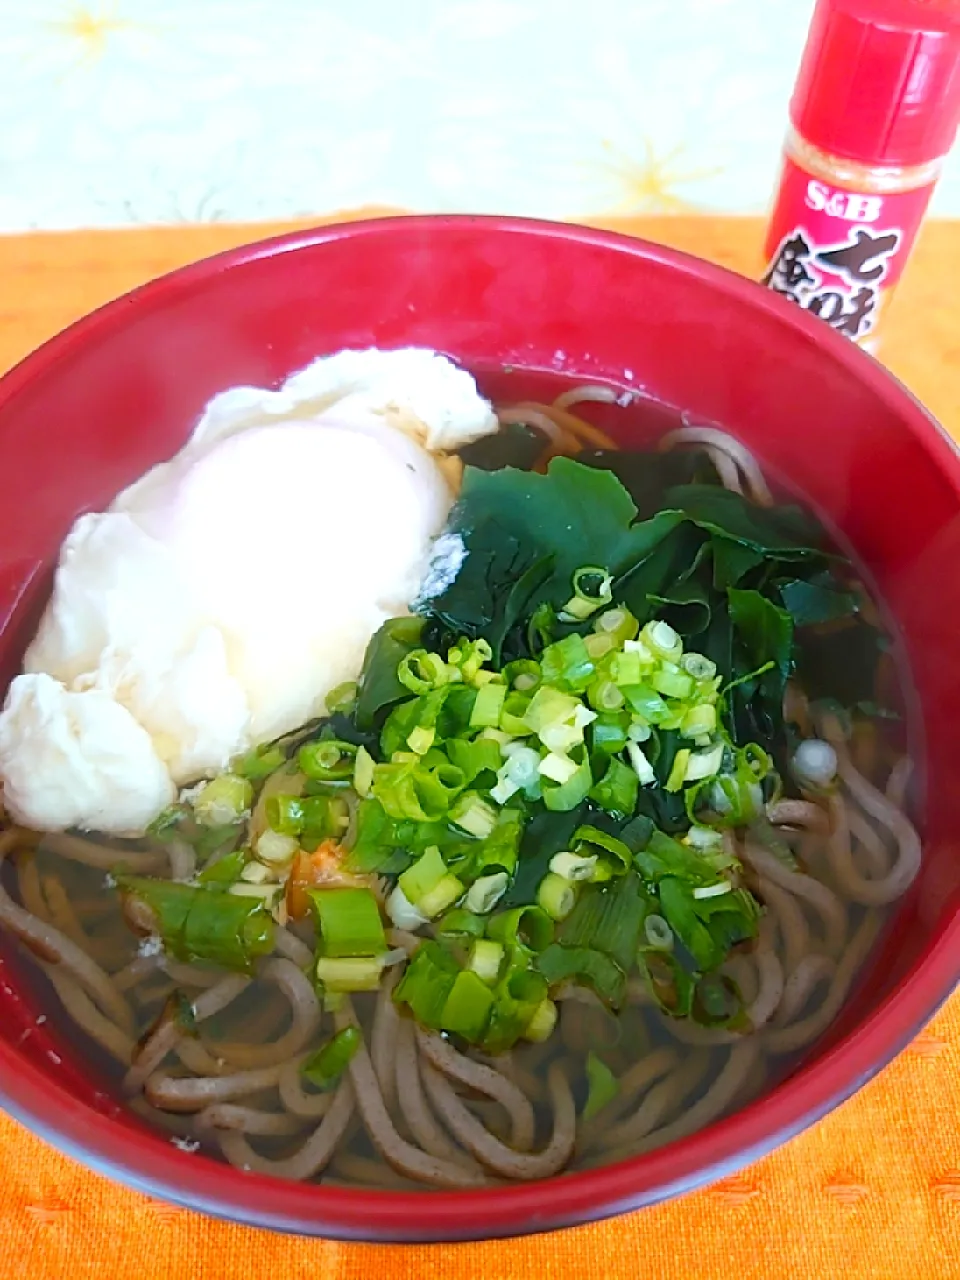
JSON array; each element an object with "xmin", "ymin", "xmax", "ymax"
[{"xmin": 1, "ymin": 212, "xmax": 959, "ymax": 1242}]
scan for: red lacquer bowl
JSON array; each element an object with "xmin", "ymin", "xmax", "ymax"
[{"xmin": 1, "ymin": 216, "xmax": 959, "ymax": 1242}]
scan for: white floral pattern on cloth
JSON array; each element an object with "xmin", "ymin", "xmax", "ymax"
[{"xmin": 0, "ymin": 0, "xmax": 957, "ymax": 231}]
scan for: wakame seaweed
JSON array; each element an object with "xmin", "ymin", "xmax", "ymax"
[{"xmin": 418, "ymin": 455, "xmax": 887, "ymax": 734}]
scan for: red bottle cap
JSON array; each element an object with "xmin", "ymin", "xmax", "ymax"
[{"xmin": 790, "ymin": 0, "xmax": 960, "ymax": 166}]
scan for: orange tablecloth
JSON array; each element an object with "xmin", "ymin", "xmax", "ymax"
[{"xmin": 1, "ymin": 214, "xmax": 959, "ymax": 1280}]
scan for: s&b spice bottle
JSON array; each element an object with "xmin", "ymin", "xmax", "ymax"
[{"xmin": 762, "ymin": 0, "xmax": 960, "ymax": 350}]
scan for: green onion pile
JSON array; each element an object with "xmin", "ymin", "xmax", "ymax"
[{"xmin": 120, "ymin": 449, "xmax": 889, "ymax": 1064}]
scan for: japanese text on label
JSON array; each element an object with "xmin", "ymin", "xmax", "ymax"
[{"xmin": 762, "ymin": 226, "xmax": 902, "ymax": 340}]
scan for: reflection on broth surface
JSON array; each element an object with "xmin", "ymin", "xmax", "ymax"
[{"xmin": 0, "ymin": 369, "xmax": 919, "ymax": 1189}]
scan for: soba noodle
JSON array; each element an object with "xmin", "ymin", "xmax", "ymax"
[{"xmin": 0, "ymin": 394, "xmax": 921, "ymax": 1190}]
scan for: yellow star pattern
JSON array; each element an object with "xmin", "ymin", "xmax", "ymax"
[
  {"xmin": 45, "ymin": 2, "xmax": 137, "ymax": 68},
  {"xmin": 594, "ymin": 138, "xmax": 724, "ymax": 215}
]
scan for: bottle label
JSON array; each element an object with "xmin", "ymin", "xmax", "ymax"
[{"xmin": 761, "ymin": 154, "xmax": 937, "ymax": 344}]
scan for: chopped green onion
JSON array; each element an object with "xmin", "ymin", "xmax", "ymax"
[
  {"xmin": 623, "ymin": 636, "xmax": 655, "ymax": 661},
  {"xmin": 640, "ymin": 950, "xmax": 695, "ymax": 1018},
  {"xmin": 493, "ymin": 745, "xmax": 541, "ymax": 804},
  {"xmin": 255, "ymin": 829, "xmax": 299, "ymax": 866},
  {"xmin": 590, "ymin": 755, "xmax": 639, "ymax": 816},
  {"xmin": 540, "ymin": 746, "xmax": 592, "ymax": 812},
  {"xmin": 687, "ymin": 741, "xmax": 769, "ymax": 827},
  {"xmin": 523, "ymin": 686, "xmax": 581, "ymax": 736},
  {"xmin": 446, "ymin": 737, "xmax": 503, "ymax": 784},
  {"xmin": 240, "ymin": 861, "xmax": 271, "ymax": 884},
  {"xmin": 619, "ymin": 815, "xmax": 655, "ymax": 852},
  {"xmin": 227, "ymin": 881, "xmax": 281, "ymax": 905},
  {"xmin": 316, "ymin": 956, "xmax": 384, "ymax": 992},
  {"xmin": 693, "ymin": 973, "xmax": 748, "ymax": 1029},
  {"xmin": 498, "ymin": 691, "xmax": 532, "ymax": 736},
  {"xmin": 503, "ymin": 659, "xmax": 541, "ymax": 693},
  {"xmin": 407, "ymin": 725, "xmax": 435, "ymax": 755},
  {"xmin": 535, "ymin": 943, "xmax": 625, "ymax": 1008},
  {"xmin": 561, "ymin": 565, "xmax": 614, "ymax": 622},
  {"xmin": 487, "ymin": 905, "xmax": 555, "ymax": 953},
  {"xmin": 650, "ymin": 667, "xmax": 695, "ymax": 700},
  {"xmin": 435, "ymin": 908, "xmax": 486, "ymax": 940},
  {"xmin": 692, "ymin": 882, "xmax": 733, "ymax": 899},
  {"xmin": 665, "ymin": 748, "xmax": 692, "ymax": 792},
  {"xmin": 741, "ymin": 742, "xmax": 772, "ymax": 777},
  {"xmin": 147, "ymin": 805, "xmax": 186, "ymax": 843},
  {"xmin": 685, "ymin": 743, "xmax": 724, "ymax": 783},
  {"xmin": 385, "ymin": 884, "xmax": 429, "ymax": 930},
  {"xmin": 537, "ymin": 872, "xmax": 578, "ymax": 921},
  {"xmin": 265, "ymin": 794, "xmax": 304, "ymax": 837},
  {"xmin": 539, "ymin": 721, "xmax": 585, "ymax": 755},
  {"xmin": 398, "ymin": 649, "xmax": 450, "ymax": 694},
  {"xmin": 540, "ymin": 634, "xmax": 596, "ymax": 692},
  {"xmin": 559, "ymin": 871, "xmax": 647, "ymax": 972},
  {"xmin": 591, "ymin": 712, "xmax": 629, "ymax": 755},
  {"xmin": 300, "ymin": 792, "xmax": 349, "ymax": 843},
  {"xmin": 450, "ymin": 792, "xmax": 498, "ymax": 839},
  {"xmin": 549, "ymin": 850, "xmax": 598, "ymax": 882},
  {"xmin": 418, "ymin": 874, "xmax": 465, "ymax": 919},
  {"xmin": 588, "ymin": 679, "xmax": 625, "ymax": 712},
  {"xmin": 373, "ymin": 761, "xmax": 461, "ymax": 822},
  {"xmin": 469, "ymin": 683, "xmax": 506, "ymax": 729},
  {"xmin": 680, "ymin": 704, "xmax": 718, "ymax": 738},
  {"xmin": 300, "ymin": 1026, "xmax": 361, "ymax": 1089},
  {"xmin": 634, "ymin": 828, "xmax": 721, "ymax": 883},
  {"xmin": 447, "ymin": 637, "xmax": 492, "ymax": 685},
  {"xmin": 686, "ymin": 825, "xmax": 724, "ymax": 851},
  {"xmin": 440, "ymin": 970, "xmax": 494, "ymax": 1040},
  {"xmin": 643, "ymin": 913, "xmax": 674, "ymax": 950},
  {"xmin": 394, "ymin": 941, "xmax": 459, "ymax": 1024},
  {"xmin": 482, "ymin": 969, "xmax": 550, "ymax": 1052},
  {"xmin": 326, "ymin": 680, "xmax": 359, "ymax": 713},
  {"xmin": 594, "ymin": 607, "xmax": 639, "ymax": 646},
  {"xmin": 468, "ymin": 809, "xmax": 523, "ymax": 879},
  {"xmin": 612, "ymin": 649, "xmax": 644, "ymax": 688},
  {"xmin": 117, "ymin": 877, "xmax": 274, "ymax": 973},
  {"xmin": 196, "ymin": 848, "xmax": 248, "ymax": 887},
  {"xmin": 399, "ymin": 845, "xmax": 447, "ymax": 905},
  {"xmin": 583, "ymin": 1051, "xmax": 619, "ymax": 1120},
  {"xmin": 310, "ymin": 887, "xmax": 386, "ymax": 958},
  {"xmin": 353, "ymin": 745, "xmax": 376, "ymax": 798},
  {"xmin": 681, "ymin": 653, "xmax": 717, "ymax": 680},
  {"xmin": 523, "ymin": 997, "xmax": 558, "ymax": 1042},
  {"xmin": 656, "ymin": 877, "xmax": 725, "ymax": 970},
  {"xmin": 380, "ymin": 697, "xmax": 433, "ymax": 760},
  {"xmin": 627, "ymin": 741, "xmax": 656, "ymax": 786},
  {"xmin": 621, "ymin": 684, "xmax": 670, "ymax": 723},
  {"xmin": 641, "ymin": 619, "xmax": 683, "ymax": 663},
  {"xmin": 299, "ymin": 739, "xmax": 358, "ymax": 782},
  {"xmin": 490, "ymin": 777, "xmax": 519, "ymax": 805},
  {"xmin": 539, "ymin": 752, "xmax": 579, "ymax": 784},
  {"xmin": 467, "ymin": 938, "xmax": 505, "ymax": 985},
  {"xmin": 571, "ymin": 826, "xmax": 633, "ymax": 874},
  {"xmin": 464, "ymin": 872, "xmax": 509, "ymax": 915},
  {"xmin": 233, "ymin": 744, "xmax": 287, "ymax": 783},
  {"xmin": 583, "ymin": 633, "xmax": 616, "ymax": 661},
  {"xmin": 192, "ymin": 774, "xmax": 253, "ymax": 827}
]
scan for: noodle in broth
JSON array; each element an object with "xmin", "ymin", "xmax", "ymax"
[{"xmin": 0, "ymin": 387, "xmax": 919, "ymax": 1190}]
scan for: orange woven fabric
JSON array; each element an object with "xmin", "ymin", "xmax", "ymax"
[{"xmin": 0, "ymin": 213, "xmax": 959, "ymax": 1280}]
